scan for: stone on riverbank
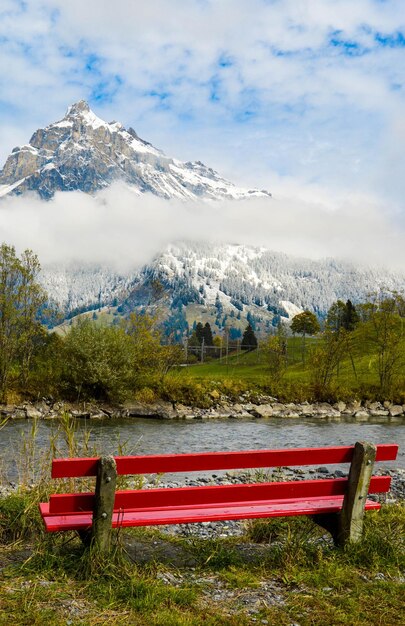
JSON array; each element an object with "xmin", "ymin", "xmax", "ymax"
[
  {"xmin": 1, "ymin": 396, "xmax": 405, "ymax": 424},
  {"xmin": 389, "ymin": 405, "xmax": 404, "ymax": 417},
  {"xmin": 122, "ymin": 401, "xmax": 177, "ymax": 420}
]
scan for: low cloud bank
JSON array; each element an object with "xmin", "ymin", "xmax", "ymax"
[{"xmin": 0, "ymin": 182, "xmax": 403, "ymax": 273}]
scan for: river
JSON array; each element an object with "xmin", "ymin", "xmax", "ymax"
[{"xmin": 1, "ymin": 416, "xmax": 404, "ymax": 483}]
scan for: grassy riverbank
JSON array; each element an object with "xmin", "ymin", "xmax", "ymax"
[
  {"xmin": 0, "ymin": 490, "xmax": 404, "ymax": 626},
  {"xmin": 165, "ymin": 334, "xmax": 405, "ymax": 405}
]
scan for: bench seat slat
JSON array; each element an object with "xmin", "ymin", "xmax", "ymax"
[
  {"xmin": 51, "ymin": 444, "xmax": 399, "ymax": 478},
  {"xmin": 48, "ymin": 475, "xmax": 391, "ymax": 515},
  {"xmin": 40, "ymin": 496, "xmax": 382, "ymax": 532}
]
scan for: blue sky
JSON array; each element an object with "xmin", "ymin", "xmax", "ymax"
[{"xmin": 0, "ymin": 0, "xmax": 404, "ymax": 267}]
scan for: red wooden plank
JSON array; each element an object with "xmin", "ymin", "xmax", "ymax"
[
  {"xmin": 41, "ymin": 496, "xmax": 381, "ymax": 532},
  {"xmin": 48, "ymin": 475, "xmax": 391, "ymax": 515},
  {"xmin": 51, "ymin": 444, "xmax": 399, "ymax": 478},
  {"xmin": 375, "ymin": 444, "xmax": 399, "ymax": 461}
]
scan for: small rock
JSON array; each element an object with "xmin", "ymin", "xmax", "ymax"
[
  {"xmin": 25, "ymin": 404, "xmax": 42, "ymax": 419},
  {"xmin": 334, "ymin": 401, "xmax": 346, "ymax": 413},
  {"xmin": 354, "ymin": 410, "xmax": 370, "ymax": 420},
  {"xmin": 335, "ymin": 469, "xmax": 347, "ymax": 478},
  {"xmin": 253, "ymin": 404, "xmax": 274, "ymax": 418}
]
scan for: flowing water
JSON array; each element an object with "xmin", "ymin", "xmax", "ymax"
[{"xmin": 1, "ymin": 416, "xmax": 404, "ymax": 483}]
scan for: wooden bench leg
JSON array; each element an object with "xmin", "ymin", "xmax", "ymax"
[
  {"xmin": 90, "ymin": 455, "xmax": 117, "ymax": 554},
  {"xmin": 312, "ymin": 441, "xmax": 377, "ymax": 546},
  {"xmin": 338, "ymin": 441, "xmax": 376, "ymax": 547}
]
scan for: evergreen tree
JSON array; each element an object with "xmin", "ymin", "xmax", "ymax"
[
  {"xmin": 202, "ymin": 322, "xmax": 214, "ymax": 346},
  {"xmin": 188, "ymin": 330, "xmax": 201, "ymax": 359},
  {"xmin": 343, "ymin": 299, "xmax": 359, "ymax": 331},
  {"xmin": 327, "ymin": 300, "xmax": 359, "ymax": 333},
  {"xmin": 195, "ymin": 322, "xmax": 204, "ymax": 344},
  {"xmin": 246, "ymin": 310, "xmax": 256, "ymax": 330},
  {"xmin": 215, "ymin": 293, "xmax": 223, "ymax": 315},
  {"xmin": 241, "ymin": 324, "xmax": 258, "ymax": 351},
  {"xmin": 229, "ymin": 327, "xmax": 242, "ymax": 340}
]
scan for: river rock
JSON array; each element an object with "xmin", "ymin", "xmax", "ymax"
[
  {"xmin": 342, "ymin": 401, "xmax": 361, "ymax": 415},
  {"xmin": 280, "ymin": 410, "xmax": 300, "ymax": 418},
  {"xmin": 333, "ymin": 401, "xmax": 346, "ymax": 413},
  {"xmin": 215, "ymin": 404, "xmax": 234, "ymax": 417},
  {"xmin": 71, "ymin": 411, "xmax": 91, "ymax": 419},
  {"xmin": 123, "ymin": 401, "xmax": 177, "ymax": 419},
  {"xmin": 25, "ymin": 404, "xmax": 42, "ymax": 419},
  {"xmin": 389, "ymin": 405, "xmax": 404, "ymax": 417},
  {"xmin": 370, "ymin": 409, "xmax": 389, "ymax": 417},
  {"xmin": 270, "ymin": 403, "xmax": 288, "ymax": 415},
  {"xmin": 1, "ymin": 405, "xmax": 17, "ymax": 417},
  {"xmin": 252, "ymin": 404, "xmax": 274, "ymax": 418},
  {"xmin": 299, "ymin": 404, "xmax": 314, "ymax": 416},
  {"xmin": 314, "ymin": 403, "xmax": 341, "ymax": 417},
  {"xmin": 354, "ymin": 409, "xmax": 370, "ymax": 421},
  {"xmin": 367, "ymin": 401, "xmax": 382, "ymax": 411},
  {"xmin": 231, "ymin": 404, "xmax": 252, "ymax": 418},
  {"xmin": 35, "ymin": 400, "xmax": 50, "ymax": 414}
]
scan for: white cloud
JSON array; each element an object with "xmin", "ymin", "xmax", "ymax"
[{"xmin": 0, "ymin": 183, "xmax": 403, "ymax": 273}]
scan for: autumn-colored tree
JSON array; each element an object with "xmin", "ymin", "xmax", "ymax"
[
  {"xmin": 0, "ymin": 244, "xmax": 46, "ymax": 399},
  {"xmin": 291, "ymin": 310, "xmax": 320, "ymax": 365}
]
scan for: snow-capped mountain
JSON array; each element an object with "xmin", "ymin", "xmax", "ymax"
[
  {"xmin": 1, "ymin": 102, "xmax": 403, "ymax": 330},
  {"xmin": 39, "ymin": 243, "xmax": 405, "ymax": 333},
  {"xmin": 0, "ymin": 100, "xmax": 271, "ymax": 201}
]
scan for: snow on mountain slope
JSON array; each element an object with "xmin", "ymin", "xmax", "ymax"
[
  {"xmin": 1, "ymin": 102, "xmax": 402, "ymax": 327},
  {"xmin": 0, "ymin": 101, "xmax": 271, "ymax": 201},
  {"xmin": 39, "ymin": 242, "xmax": 405, "ymax": 324}
]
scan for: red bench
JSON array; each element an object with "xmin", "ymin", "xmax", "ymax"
[{"xmin": 39, "ymin": 442, "xmax": 398, "ymax": 552}]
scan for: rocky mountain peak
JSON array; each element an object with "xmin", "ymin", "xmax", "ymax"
[
  {"xmin": 66, "ymin": 100, "xmax": 91, "ymax": 116},
  {"xmin": 0, "ymin": 102, "xmax": 271, "ymax": 201}
]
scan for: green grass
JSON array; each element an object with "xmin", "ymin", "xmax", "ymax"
[
  {"xmin": 168, "ymin": 334, "xmax": 405, "ymax": 404},
  {"xmin": 1, "ymin": 487, "xmax": 404, "ymax": 625}
]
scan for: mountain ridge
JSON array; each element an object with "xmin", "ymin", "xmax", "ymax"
[
  {"xmin": 40, "ymin": 242, "xmax": 405, "ymax": 337},
  {"xmin": 0, "ymin": 102, "xmax": 403, "ymax": 332},
  {"xmin": 0, "ymin": 100, "xmax": 271, "ymax": 201}
]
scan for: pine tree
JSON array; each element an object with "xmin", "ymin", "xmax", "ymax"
[
  {"xmin": 215, "ymin": 293, "xmax": 223, "ymax": 315},
  {"xmin": 241, "ymin": 324, "xmax": 258, "ymax": 351},
  {"xmin": 202, "ymin": 322, "xmax": 214, "ymax": 346},
  {"xmin": 343, "ymin": 300, "xmax": 359, "ymax": 331},
  {"xmin": 195, "ymin": 322, "xmax": 204, "ymax": 344}
]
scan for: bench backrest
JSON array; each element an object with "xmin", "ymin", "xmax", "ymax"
[
  {"xmin": 48, "ymin": 475, "xmax": 392, "ymax": 515},
  {"xmin": 52, "ymin": 444, "xmax": 399, "ymax": 478}
]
